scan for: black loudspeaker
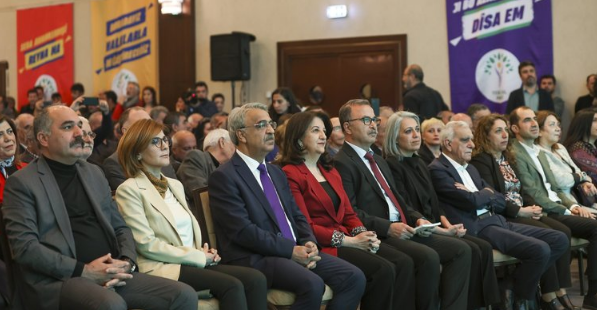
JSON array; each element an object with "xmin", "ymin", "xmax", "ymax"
[{"xmin": 210, "ymin": 32, "xmax": 256, "ymax": 81}]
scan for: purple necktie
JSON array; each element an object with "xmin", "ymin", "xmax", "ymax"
[{"xmin": 257, "ymin": 164, "xmax": 295, "ymax": 241}]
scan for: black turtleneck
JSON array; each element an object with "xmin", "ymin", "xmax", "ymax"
[{"xmin": 45, "ymin": 156, "xmax": 115, "ymax": 275}]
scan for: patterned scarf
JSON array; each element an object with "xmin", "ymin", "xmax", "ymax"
[
  {"xmin": 0, "ymin": 156, "xmax": 15, "ymax": 179},
  {"xmin": 142, "ymin": 169, "xmax": 168, "ymax": 198}
]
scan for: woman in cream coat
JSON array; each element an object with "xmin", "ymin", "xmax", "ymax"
[{"xmin": 115, "ymin": 119, "xmax": 266, "ymax": 310}]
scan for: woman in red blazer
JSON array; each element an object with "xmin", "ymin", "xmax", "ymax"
[
  {"xmin": 0, "ymin": 116, "xmax": 26, "ymax": 204},
  {"xmin": 281, "ymin": 111, "xmax": 416, "ymax": 310}
]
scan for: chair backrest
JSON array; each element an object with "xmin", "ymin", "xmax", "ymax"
[{"xmin": 191, "ymin": 187, "xmax": 217, "ymax": 248}]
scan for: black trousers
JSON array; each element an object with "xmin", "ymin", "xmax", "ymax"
[
  {"xmin": 338, "ymin": 244, "xmax": 415, "ymax": 310},
  {"xmin": 59, "ymin": 272, "xmax": 197, "ymax": 310},
  {"xmin": 252, "ymin": 252, "xmax": 366, "ymax": 310},
  {"xmin": 382, "ymin": 234, "xmax": 471, "ymax": 310},
  {"xmin": 178, "ymin": 264, "xmax": 267, "ymax": 310},
  {"xmin": 509, "ymin": 216, "xmax": 572, "ymax": 292},
  {"xmin": 548, "ymin": 214, "xmax": 597, "ymax": 290},
  {"xmin": 460, "ymin": 234, "xmax": 501, "ymax": 309},
  {"xmin": 477, "ymin": 219, "xmax": 568, "ymax": 300}
]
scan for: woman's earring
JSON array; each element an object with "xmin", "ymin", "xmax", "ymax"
[
  {"xmin": 137, "ymin": 154, "xmax": 142, "ymax": 161},
  {"xmin": 298, "ymin": 140, "xmax": 304, "ymax": 150}
]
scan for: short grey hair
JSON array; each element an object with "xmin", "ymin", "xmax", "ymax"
[
  {"xmin": 384, "ymin": 111, "xmax": 420, "ymax": 158},
  {"xmin": 228, "ymin": 102, "xmax": 268, "ymax": 145},
  {"xmin": 440, "ymin": 121, "xmax": 470, "ymax": 145},
  {"xmin": 204, "ymin": 128, "xmax": 231, "ymax": 151}
]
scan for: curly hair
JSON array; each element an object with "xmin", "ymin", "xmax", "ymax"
[{"xmin": 473, "ymin": 114, "xmax": 515, "ymax": 164}]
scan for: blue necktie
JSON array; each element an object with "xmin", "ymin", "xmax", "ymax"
[{"xmin": 257, "ymin": 164, "xmax": 295, "ymax": 241}]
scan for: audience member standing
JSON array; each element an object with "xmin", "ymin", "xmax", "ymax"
[
  {"xmin": 505, "ymin": 61, "xmax": 554, "ymax": 114},
  {"xmin": 402, "ymin": 64, "xmax": 449, "ymax": 121},
  {"xmin": 574, "ymin": 74, "xmax": 597, "ymax": 113},
  {"xmin": 540, "ymin": 75, "xmax": 565, "ymax": 118}
]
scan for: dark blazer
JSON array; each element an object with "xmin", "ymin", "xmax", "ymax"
[
  {"xmin": 334, "ymin": 143, "xmax": 423, "ymax": 237},
  {"xmin": 386, "ymin": 155, "xmax": 443, "ymax": 222},
  {"xmin": 470, "ymin": 152, "xmax": 525, "ymax": 218},
  {"xmin": 177, "ymin": 149, "xmax": 217, "ymax": 198},
  {"xmin": 103, "ymin": 151, "xmax": 177, "ymax": 191},
  {"xmin": 2, "ymin": 157, "xmax": 136, "ymax": 310},
  {"xmin": 505, "ymin": 88, "xmax": 554, "ymax": 114},
  {"xmin": 208, "ymin": 153, "xmax": 316, "ymax": 269},
  {"xmin": 574, "ymin": 94, "xmax": 594, "ymax": 113},
  {"xmin": 417, "ymin": 143, "xmax": 439, "ymax": 166},
  {"xmin": 428, "ymin": 155, "xmax": 506, "ymax": 236},
  {"xmin": 402, "ymin": 83, "xmax": 449, "ymax": 121},
  {"xmin": 282, "ymin": 163, "xmax": 364, "ymax": 256}
]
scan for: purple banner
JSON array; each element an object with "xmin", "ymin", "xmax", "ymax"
[{"xmin": 446, "ymin": 0, "xmax": 553, "ymax": 113}]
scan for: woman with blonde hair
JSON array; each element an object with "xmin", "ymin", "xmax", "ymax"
[
  {"xmin": 115, "ymin": 119, "xmax": 267, "ymax": 310},
  {"xmin": 418, "ymin": 117, "xmax": 444, "ymax": 165}
]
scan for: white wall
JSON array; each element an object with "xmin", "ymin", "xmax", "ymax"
[{"xmin": 1, "ymin": 0, "xmax": 596, "ymax": 125}]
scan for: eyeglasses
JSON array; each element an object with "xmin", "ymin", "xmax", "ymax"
[
  {"xmin": 332, "ymin": 126, "xmax": 342, "ymax": 132},
  {"xmin": 82, "ymin": 131, "xmax": 97, "ymax": 139},
  {"xmin": 346, "ymin": 117, "xmax": 381, "ymax": 126},
  {"xmin": 240, "ymin": 120, "xmax": 277, "ymax": 130},
  {"xmin": 151, "ymin": 136, "xmax": 171, "ymax": 148}
]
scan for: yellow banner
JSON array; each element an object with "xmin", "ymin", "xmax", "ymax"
[{"xmin": 91, "ymin": 0, "xmax": 158, "ymax": 98}]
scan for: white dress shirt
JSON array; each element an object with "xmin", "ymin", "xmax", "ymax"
[
  {"xmin": 443, "ymin": 154, "xmax": 488, "ymax": 216},
  {"xmin": 345, "ymin": 141, "xmax": 400, "ymax": 222}
]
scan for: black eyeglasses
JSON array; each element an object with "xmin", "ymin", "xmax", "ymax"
[
  {"xmin": 240, "ymin": 120, "xmax": 277, "ymax": 130},
  {"xmin": 151, "ymin": 136, "xmax": 171, "ymax": 148},
  {"xmin": 346, "ymin": 117, "xmax": 381, "ymax": 126},
  {"xmin": 82, "ymin": 131, "xmax": 96, "ymax": 139}
]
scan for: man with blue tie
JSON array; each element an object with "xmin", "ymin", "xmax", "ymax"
[{"xmin": 208, "ymin": 103, "xmax": 365, "ymax": 310}]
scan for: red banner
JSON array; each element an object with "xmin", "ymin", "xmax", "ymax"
[{"xmin": 17, "ymin": 3, "xmax": 73, "ymax": 110}]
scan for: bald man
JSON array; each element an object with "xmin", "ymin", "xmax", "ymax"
[
  {"xmin": 402, "ymin": 64, "xmax": 449, "ymax": 121},
  {"xmin": 15, "ymin": 113, "xmax": 36, "ymax": 162},
  {"xmin": 170, "ymin": 130, "xmax": 197, "ymax": 172},
  {"xmin": 450, "ymin": 113, "xmax": 473, "ymax": 130}
]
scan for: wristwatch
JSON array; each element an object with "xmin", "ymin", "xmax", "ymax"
[{"xmin": 122, "ymin": 257, "xmax": 136, "ymax": 274}]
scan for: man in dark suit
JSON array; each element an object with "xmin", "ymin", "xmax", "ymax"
[
  {"xmin": 208, "ymin": 103, "xmax": 365, "ymax": 310},
  {"xmin": 574, "ymin": 74, "xmax": 597, "ymax": 113},
  {"xmin": 334, "ymin": 99, "xmax": 471, "ymax": 310},
  {"xmin": 505, "ymin": 61, "xmax": 555, "ymax": 114},
  {"xmin": 428, "ymin": 120, "xmax": 568, "ymax": 310},
  {"xmin": 2, "ymin": 106, "xmax": 196, "ymax": 310},
  {"xmin": 177, "ymin": 128, "xmax": 235, "ymax": 198},
  {"xmin": 402, "ymin": 64, "xmax": 449, "ymax": 121},
  {"xmin": 103, "ymin": 106, "xmax": 177, "ymax": 191}
]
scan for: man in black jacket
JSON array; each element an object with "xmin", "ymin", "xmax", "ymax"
[
  {"xmin": 402, "ymin": 64, "xmax": 449, "ymax": 121},
  {"xmin": 505, "ymin": 61, "xmax": 554, "ymax": 114}
]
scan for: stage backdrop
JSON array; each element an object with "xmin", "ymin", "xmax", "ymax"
[
  {"xmin": 446, "ymin": 0, "xmax": 553, "ymax": 113},
  {"xmin": 17, "ymin": 3, "xmax": 73, "ymax": 109},
  {"xmin": 91, "ymin": 0, "xmax": 158, "ymax": 100}
]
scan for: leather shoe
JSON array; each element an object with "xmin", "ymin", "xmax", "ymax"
[
  {"xmin": 540, "ymin": 298, "xmax": 565, "ymax": 310},
  {"xmin": 584, "ymin": 294, "xmax": 597, "ymax": 310},
  {"xmin": 557, "ymin": 294, "xmax": 580, "ymax": 310}
]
